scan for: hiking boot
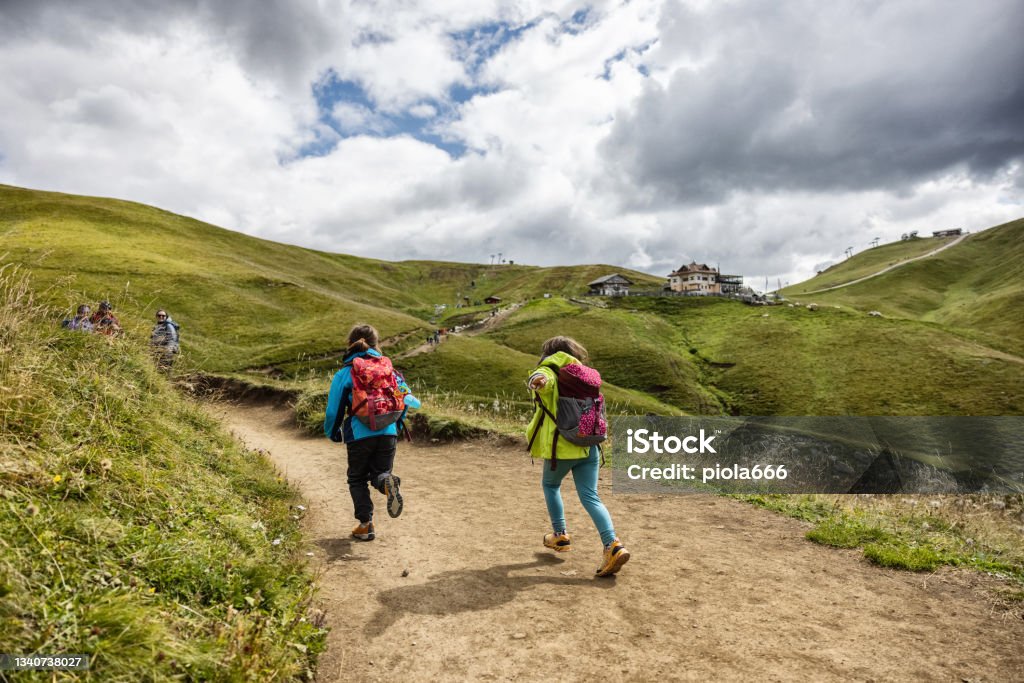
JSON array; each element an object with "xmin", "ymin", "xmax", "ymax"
[
  {"xmin": 383, "ymin": 474, "xmax": 403, "ymax": 518},
  {"xmin": 595, "ymin": 539, "xmax": 630, "ymax": 577},
  {"xmin": 543, "ymin": 531, "xmax": 572, "ymax": 552},
  {"xmin": 352, "ymin": 521, "xmax": 375, "ymax": 541}
]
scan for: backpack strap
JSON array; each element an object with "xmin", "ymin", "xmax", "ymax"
[
  {"xmin": 526, "ymin": 393, "xmax": 557, "ymax": 449},
  {"xmin": 527, "ymin": 393, "xmax": 563, "ymax": 470},
  {"xmin": 345, "ymin": 355, "xmax": 366, "ymax": 414},
  {"xmin": 331, "ymin": 355, "xmax": 360, "ymax": 440},
  {"xmin": 526, "ymin": 362, "xmax": 564, "ymax": 469}
]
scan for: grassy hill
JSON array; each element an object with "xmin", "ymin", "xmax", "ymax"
[
  {"xmin": 3, "ymin": 183, "xmax": 1022, "ymax": 420},
  {"xmin": 785, "ymin": 235, "xmax": 958, "ymax": 293},
  {"xmin": 487, "ymin": 298, "xmax": 725, "ymax": 414},
  {"xmin": 396, "ymin": 333, "xmax": 683, "ymax": 415},
  {"xmin": 782, "ymin": 219, "xmax": 1024, "ymax": 355},
  {"xmin": 0, "ymin": 270, "xmax": 325, "ymax": 679},
  {"xmin": 0, "ymin": 184, "xmax": 662, "ymax": 373},
  {"xmin": 604, "ymin": 296, "xmax": 1022, "ymax": 415}
]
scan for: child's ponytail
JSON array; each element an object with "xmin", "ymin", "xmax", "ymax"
[{"xmin": 346, "ymin": 323, "xmax": 379, "ymax": 354}]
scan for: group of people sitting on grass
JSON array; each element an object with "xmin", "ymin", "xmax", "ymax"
[
  {"xmin": 62, "ymin": 302, "xmax": 181, "ymax": 371},
  {"xmin": 323, "ymin": 323, "xmax": 630, "ymax": 578},
  {"xmin": 62, "ymin": 300, "xmax": 122, "ymax": 335}
]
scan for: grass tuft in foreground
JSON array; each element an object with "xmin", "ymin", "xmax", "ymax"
[
  {"xmin": 744, "ymin": 494, "xmax": 1024, "ymax": 586},
  {"xmin": 0, "ymin": 267, "xmax": 326, "ymax": 681}
]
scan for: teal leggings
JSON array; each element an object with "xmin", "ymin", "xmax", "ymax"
[{"xmin": 542, "ymin": 446, "xmax": 616, "ymax": 546}]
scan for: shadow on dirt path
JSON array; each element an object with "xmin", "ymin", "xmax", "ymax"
[
  {"xmin": 364, "ymin": 553, "xmax": 616, "ymax": 637},
  {"xmin": 214, "ymin": 402, "xmax": 1024, "ymax": 683}
]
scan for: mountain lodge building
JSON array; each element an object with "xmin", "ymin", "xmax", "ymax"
[{"xmin": 666, "ymin": 262, "xmax": 743, "ymax": 295}]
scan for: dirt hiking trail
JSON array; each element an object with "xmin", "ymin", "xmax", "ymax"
[
  {"xmin": 215, "ymin": 402, "xmax": 1023, "ymax": 682},
  {"xmin": 399, "ymin": 304, "xmax": 524, "ymax": 360}
]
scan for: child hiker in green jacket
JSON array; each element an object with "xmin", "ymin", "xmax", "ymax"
[{"xmin": 527, "ymin": 336, "xmax": 630, "ymax": 577}]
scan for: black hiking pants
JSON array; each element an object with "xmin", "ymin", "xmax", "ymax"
[{"xmin": 346, "ymin": 435, "xmax": 397, "ymax": 523}]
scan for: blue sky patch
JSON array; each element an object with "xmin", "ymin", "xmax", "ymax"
[
  {"xmin": 295, "ymin": 14, "xmax": 599, "ymax": 161},
  {"xmin": 601, "ymin": 40, "xmax": 655, "ymax": 80},
  {"xmin": 299, "ymin": 70, "xmax": 469, "ymax": 158},
  {"xmin": 562, "ymin": 7, "xmax": 595, "ymax": 35},
  {"xmin": 449, "ymin": 19, "xmax": 540, "ymax": 77}
]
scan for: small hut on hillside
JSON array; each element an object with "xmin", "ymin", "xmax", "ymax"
[{"xmin": 587, "ymin": 274, "xmax": 633, "ymax": 296}]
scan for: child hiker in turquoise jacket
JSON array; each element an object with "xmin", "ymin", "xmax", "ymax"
[
  {"xmin": 527, "ymin": 336, "xmax": 630, "ymax": 577},
  {"xmin": 324, "ymin": 324, "xmax": 420, "ymax": 541}
]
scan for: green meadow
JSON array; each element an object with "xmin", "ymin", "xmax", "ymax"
[
  {"xmin": 784, "ymin": 234, "xmax": 957, "ymax": 293},
  {"xmin": 782, "ymin": 219, "xmax": 1024, "ymax": 356},
  {"xmin": 605, "ymin": 296, "xmax": 1023, "ymax": 416},
  {"xmin": 0, "ymin": 184, "xmax": 661, "ymax": 374},
  {"xmin": 4, "ymin": 183, "xmax": 1022, "ymax": 422}
]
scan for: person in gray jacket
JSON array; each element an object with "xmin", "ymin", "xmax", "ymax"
[{"xmin": 150, "ymin": 309, "xmax": 180, "ymax": 371}]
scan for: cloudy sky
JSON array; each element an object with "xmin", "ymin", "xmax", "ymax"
[{"xmin": 2, "ymin": 0, "xmax": 1022, "ymax": 287}]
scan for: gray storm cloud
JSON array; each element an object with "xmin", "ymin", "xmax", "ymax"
[
  {"xmin": 601, "ymin": 0, "xmax": 1024, "ymax": 208},
  {"xmin": 0, "ymin": 0, "xmax": 338, "ymax": 87}
]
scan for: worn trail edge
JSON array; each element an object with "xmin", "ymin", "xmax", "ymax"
[{"xmin": 215, "ymin": 402, "xmax": 1023, "ymax": 683}]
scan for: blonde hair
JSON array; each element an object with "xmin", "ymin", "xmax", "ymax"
[
  {"xmin": 540, "ymin": 336, "xmax": 588, "ymax": 362},
  {"xmin": 346, "ymin": 323, "xmax": 379, "ymax": 354}
]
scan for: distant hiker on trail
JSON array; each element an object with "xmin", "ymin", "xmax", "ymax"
[
  {"xmin": 324, "ymin": 323, "xmax": 420, "ymax": 542},
  {"xmin": 149, "ymin": 309, "xmax": 180, "ymax": 371},
  {"xmin": 527, "ymin": 336, "xmax": 630, "ymax": 577},
  {"xmin": 89, "ymin": 301, "xmax": 122, "ymax": 336},
  {"xmin": 62, "ymin": 304, "xmax": 94, "ymax": 332}
]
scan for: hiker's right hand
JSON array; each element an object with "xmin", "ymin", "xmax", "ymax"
[{"xmin": 528, "ymin": 374, "xmax": 547, "ymax": 390}]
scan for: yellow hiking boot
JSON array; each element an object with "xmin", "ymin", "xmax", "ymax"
[
  {"xmin": 596, "ymin": 539, "xmax": 629, "ymax": 576},
  {"xmin": 543, "ymin": 531, "xmax": 572, "ymax": 552}
]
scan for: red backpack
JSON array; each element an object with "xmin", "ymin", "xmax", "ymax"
[{"xmin": 347, "ymin": 355, "xmax": 407, "ymax": 431}]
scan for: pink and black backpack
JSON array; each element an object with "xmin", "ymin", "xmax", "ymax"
[{"xmin": 528, "ymin": 361, "xmax": 607, "ymax": 469}]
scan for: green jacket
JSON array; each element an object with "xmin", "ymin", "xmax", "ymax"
[{"xmin": 526, "ymin": 351, "xmax": 590, "ymax": 461}]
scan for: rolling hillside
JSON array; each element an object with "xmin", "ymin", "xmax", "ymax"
[
  {"xmin": 0, "ymin": 269, "xmax": 326, "ymax": 678},
  {"xmin": 3, "ymin": 183, "xmax": 1022, "ymax": 418},
  {"xmin": 0, "ymin": 184, "xmax": 661, "ymax": 372},
  {"xmin": 784, "ymin": 235, "xmax": 959, "ymax": 293},
  {"xmin": 782, "ymin": 219, "xmax": 1024, "ymax": 355},
  {"xmin": 601, "ymin": 296, "xmax": 1022, "ymax": 416}
]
